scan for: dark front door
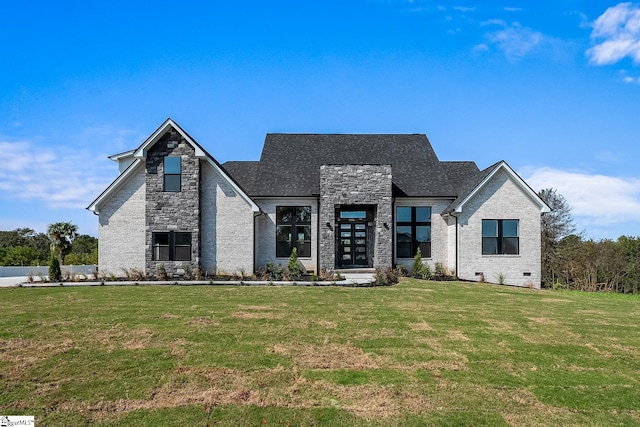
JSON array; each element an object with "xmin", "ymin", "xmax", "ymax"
[{"xmin": 338, "ymin": 223, "xmax": 368, "ymax": 266}]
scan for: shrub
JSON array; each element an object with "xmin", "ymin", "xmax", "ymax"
[
  {"xmin": 261, "ymin": 263, "xmax": 283, "ymax": 281},
  {"xmin": 156, "ymin": 263, "xmax": 168, "ymax": 281},
  {"xmin": 286, "ymin": 247, "xmax": 303, "ymax": 280},
  {"xmin": 181, "ymin": 263, "xmax": 193, "ymax": 279},
  {"xmin": 412, "ymin": 248, "xmax": 431, "ymax": 280},
  {"xmin": 48, "ymin": 256, "xmax": 61, "ymax": 282},
  {"xmin": 374, "ymin": 267, "xmax": 400, "ymax": 286},
  {"xmin": 497, "ymin": 272, "xmax": 506, "ymax": 285}
]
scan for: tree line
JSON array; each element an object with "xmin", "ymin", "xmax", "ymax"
[
  {"xmin": 540, "ymin": 188, "xmax": 640, "ymax": 293},
  {"xmin": 0, "ymin": 225, "xmax": 97, "ymax": 266}
]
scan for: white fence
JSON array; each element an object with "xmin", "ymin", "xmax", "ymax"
[{"xmin": 0, "ymin": 265, "xmax": 98, "ymax": 278}]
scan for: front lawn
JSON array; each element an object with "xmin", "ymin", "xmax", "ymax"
[{"xmin": 1, "ymin": 280, "xmax": 639, "ymax": 426}]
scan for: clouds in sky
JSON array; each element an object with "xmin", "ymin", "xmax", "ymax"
[
  {"xmin": 521, "ymin": 166, "xmax": 640, "ymax": 238},
  {"xmin": 478, "ymin": 20, "xmax": 544, "ymax": 60},
  {"xmin": 587, "ymin": 2, "xmax": 640, "ymax": 64},
  {"xmin": 0, "ymin": 139, "xmax": 113, "ymax": 210}
]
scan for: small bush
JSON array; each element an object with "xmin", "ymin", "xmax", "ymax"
[
  {"xmin": 412, "ymin": 248, "xmax": 431, "ymax": 280},
  {"xmin": 318, "ymin": 268, "xmax": 331, "ymax": 281},
  {"xmin": 156, "ymin": 263, "xmax": 168, "ymax": 281},
  {"xmin": 49, "ymin": 256, "xmax": 61, "ymax": 282},
  {"xmin": 182, "ymin": 263, "xmax": 193, "ymax": 279},
  {"xmin": 497, "ymin": 272, "xmax": 506, "ymax": 285},
  {"xmin": 261, "ymin": 262, "xmax": 284, "ymax": 281},
  {"xmin": 287, "ymin": 247, "xmax": 303, "ymax": 280},
  {"xmin": 374, "ymin": 267, "xmax": 400, "ymax": 286},
  {"xmin": 394, "ymin": 264, "xmax": 408, "ymax": 277}
]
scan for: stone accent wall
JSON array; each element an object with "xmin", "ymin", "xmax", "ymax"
[
  {"xmin": 319, "ymin": 165, "xmax": 393, "ymax": 271},
  {"xmin": 456, "ymin": 169, "xmax": 542, "ymax": 288},
  {"xmin": 200, "ymin": 162, "xmax": 255, "ymax": 276},
  {"xmin": 145, "ymin": 127, "xmax": 200, "ymax": 277},
  {"xmin": 98, "ymin": 164, "xmax": 146, "ymax": 276},
  {"xmin": 254, "ymin": 198, "xmax": 318, "ymax": 272}
]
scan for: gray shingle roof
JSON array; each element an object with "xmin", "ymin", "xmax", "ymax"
[{"xmin": 222, "ymin": 134, "xmax": 480, "ymax": 198}]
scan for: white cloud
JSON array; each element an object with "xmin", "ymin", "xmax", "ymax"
[
  {"xmin": 521, "ymin": 167, "xmax": 640, "ymax": 237},
  {"xmin": 587, "ymin": 2, "xmax": 640, "ymax": 65},
  {"xmin": 0, "ymin": 139, "xmax": 115, "ymax": 210},
  {"xmin": 480, "ymin": 21, "xmax": 544, "ymax": 60},
  {"xmin": 453, "ymin": 6, "xmax": 475, "ymax": 13}
]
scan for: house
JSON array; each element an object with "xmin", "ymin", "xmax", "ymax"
[{"xmin": 88, "ymin": 118, "xmax": 550, "ymax": 287}]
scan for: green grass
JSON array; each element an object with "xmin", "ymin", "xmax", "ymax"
[{"xmin": 1, "ymin": 280, "xmax": 639, "ymax": 426}]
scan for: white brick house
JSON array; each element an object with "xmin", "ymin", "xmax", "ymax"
[{"xmin": 88, "ymin": 118, "xmax": 550, "ymax": 287}]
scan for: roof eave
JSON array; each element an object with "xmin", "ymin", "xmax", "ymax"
[
  {"xmin": 133, "ymin": 118, "xmax": 207, "ymax": 159},
  {"xmin": 453, "ymin": 161, "xmax": 551, "ymax": 214},
  {"xmin": 87, "ymin": 160, "xmax": 144, "ymax": 214}
]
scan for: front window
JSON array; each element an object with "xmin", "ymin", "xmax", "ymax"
[
  {"xmin": 482, "ymin": 220, "xmax": 519, "ymax": 255},
  {"xmin": 396, "ymin": 206, "xmax": 431, "ymax": 258},
  {"xmin": 276, "ymin": 206, "xmax": 311, "ymax": 257},
  {"xmin": 164, "ymin": 156, "xmax": 181, "ymax": 192},
  {"xmin": 152, "ymin": 231, "xmax": 192, "ymax": 261}
]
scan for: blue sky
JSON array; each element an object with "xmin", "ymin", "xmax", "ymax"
[{"xmin": 1, "ymin": 1, "xmax": 639, "ymax": 239}]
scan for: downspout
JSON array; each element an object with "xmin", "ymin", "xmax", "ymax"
[
  {"xmin": 253, "ymin": 210, "xmax": 264, "ymax": 273},
  {"xmin": 316, "ymin": 196, "xmax": 320, "ymax": 275},
  {"xmin": 455, "ymin": 213, "xmax": 459, "ymax": 279},
  {"xmin": 449, "ymin": 211, "xmax": 459, "ymax": 279}
]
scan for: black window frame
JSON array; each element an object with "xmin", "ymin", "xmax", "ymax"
[
  {"xmin": 482, "ymin": 219, "xmax": 519, "ymax": 255},
  {"xmin": 152, "ymin": 231, "xmax": 192, "ymax": 261},
  {"xmin": 396, "ymin": 206, "xmax": 431, "ymax": 258},
  {"xmin": 276, "ymin": 206, "xmax": 311, "ymax": 258},
  {"xmin": 163, "ymin": 156, "xmax": 181, "ymax": 192}
]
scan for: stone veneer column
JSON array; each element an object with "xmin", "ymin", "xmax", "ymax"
[
  {"xmin": 319, "ymin": 164, "xmax": 393, "ymax": 271},
  {"xmin": 145, "ymin": 127, "xmax": 200, "ymax": 277}
]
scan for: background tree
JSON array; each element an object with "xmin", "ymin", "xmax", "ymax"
[
  {"xmin": 47, "ymin": 222, "xmax": 78, "ymax": 265},
  {"xmin": 538, "ymin": 188, "xmax": 577, "ymax": 287},
  {"xmin": 0, "ymin": 228, "xmax": 50, "ymax": 265},
  {"xmin": 66, "ymin": 234, "xmax": 98, "ymax": 265}
]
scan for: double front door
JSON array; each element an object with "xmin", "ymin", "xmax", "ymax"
[{"xmin": 338, "ymin": 223, "xmax": 367, "ymax": 266}]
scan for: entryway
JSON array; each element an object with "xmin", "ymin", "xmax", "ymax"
[
  {"xmin": 335, "ymin": 206, "xmax": 375, "ymax": 268},
  {"xmin": 338, "ymin": 222, "xmax": 368, "ymax": 266}
]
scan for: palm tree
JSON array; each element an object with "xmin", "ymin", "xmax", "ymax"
[{"xmin": 47, "ymin": 222, "xmax": 78, "ymax": 265}]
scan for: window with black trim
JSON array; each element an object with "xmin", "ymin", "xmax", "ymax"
[
  {"xmin": 152, "ymin": 231, "xmax": 192, "ymax": 261},
  {"xmin": 164, "ymin": 156, "xmax": 181, "ymax": 192},
  {"xmin": 396, "ymin": 206, "xmax": 431, "ymax": 258},
  {"xmin": 276, "ymin": 206, "xmax": 311, "ymax": 257},
  {"xmin": 482, "ymin": 220, "xmax": 519, "ymax": 255}
]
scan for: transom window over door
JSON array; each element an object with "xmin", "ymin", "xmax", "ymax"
[
  {"xmin": 396, "ymin": 206, "xmax": 431, "ymax": 258},
  {"xmin": 276, "ymin": 206, "xmax": 311, "ymax": 257},
  {"xmin": 164, "ymin": 156, "xmax": 181, "ymax": 192},
  {"xmin": 482, "ymin": 219, "xmax": 519, "ymax": 255}
]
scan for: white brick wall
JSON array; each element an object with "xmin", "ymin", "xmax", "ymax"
[
  {"xmin": 254, "ymin": 198, "xmax": 318, "ymax": 272},
  {"xmin": 98, "ymin": 164, "xmax": 146, "ymax": 276},
  {"xmin": 201, "ymin": 162, "xmax": 255, "ymax": 276},
  {"xmin": 394, "ymin": 198, "xmax": 453, "ymax": 273},
  {"xmin": 456, "ymin": 169, "xmax": 542, "ymax": 288}
]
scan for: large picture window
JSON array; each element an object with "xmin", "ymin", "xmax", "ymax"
[
  {"xmin": 164, "ymin": 156, "xmax": 181, "ymax": 192},
  {"xmin": 152, "ymin": 231, "xmax": 192, "ymax": 261},
  {"xmin": 276, "ymin": 206, "xmax": 311, "ymax": 257},
  {"xmin": 482, "ymin": 220, "xmax": 519, "ymax": 255},
  {"xmin": 396, "ymin": 206, "xmax": 431, "ymax": 258}
]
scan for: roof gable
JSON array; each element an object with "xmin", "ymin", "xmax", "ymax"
[
  {"xmin": 88, "ymin": 119, "xmax": 259, "ymax": 214},
  {"xmin": 445, "ymin": 161, "xmax": 551, "ymax": 214}
]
